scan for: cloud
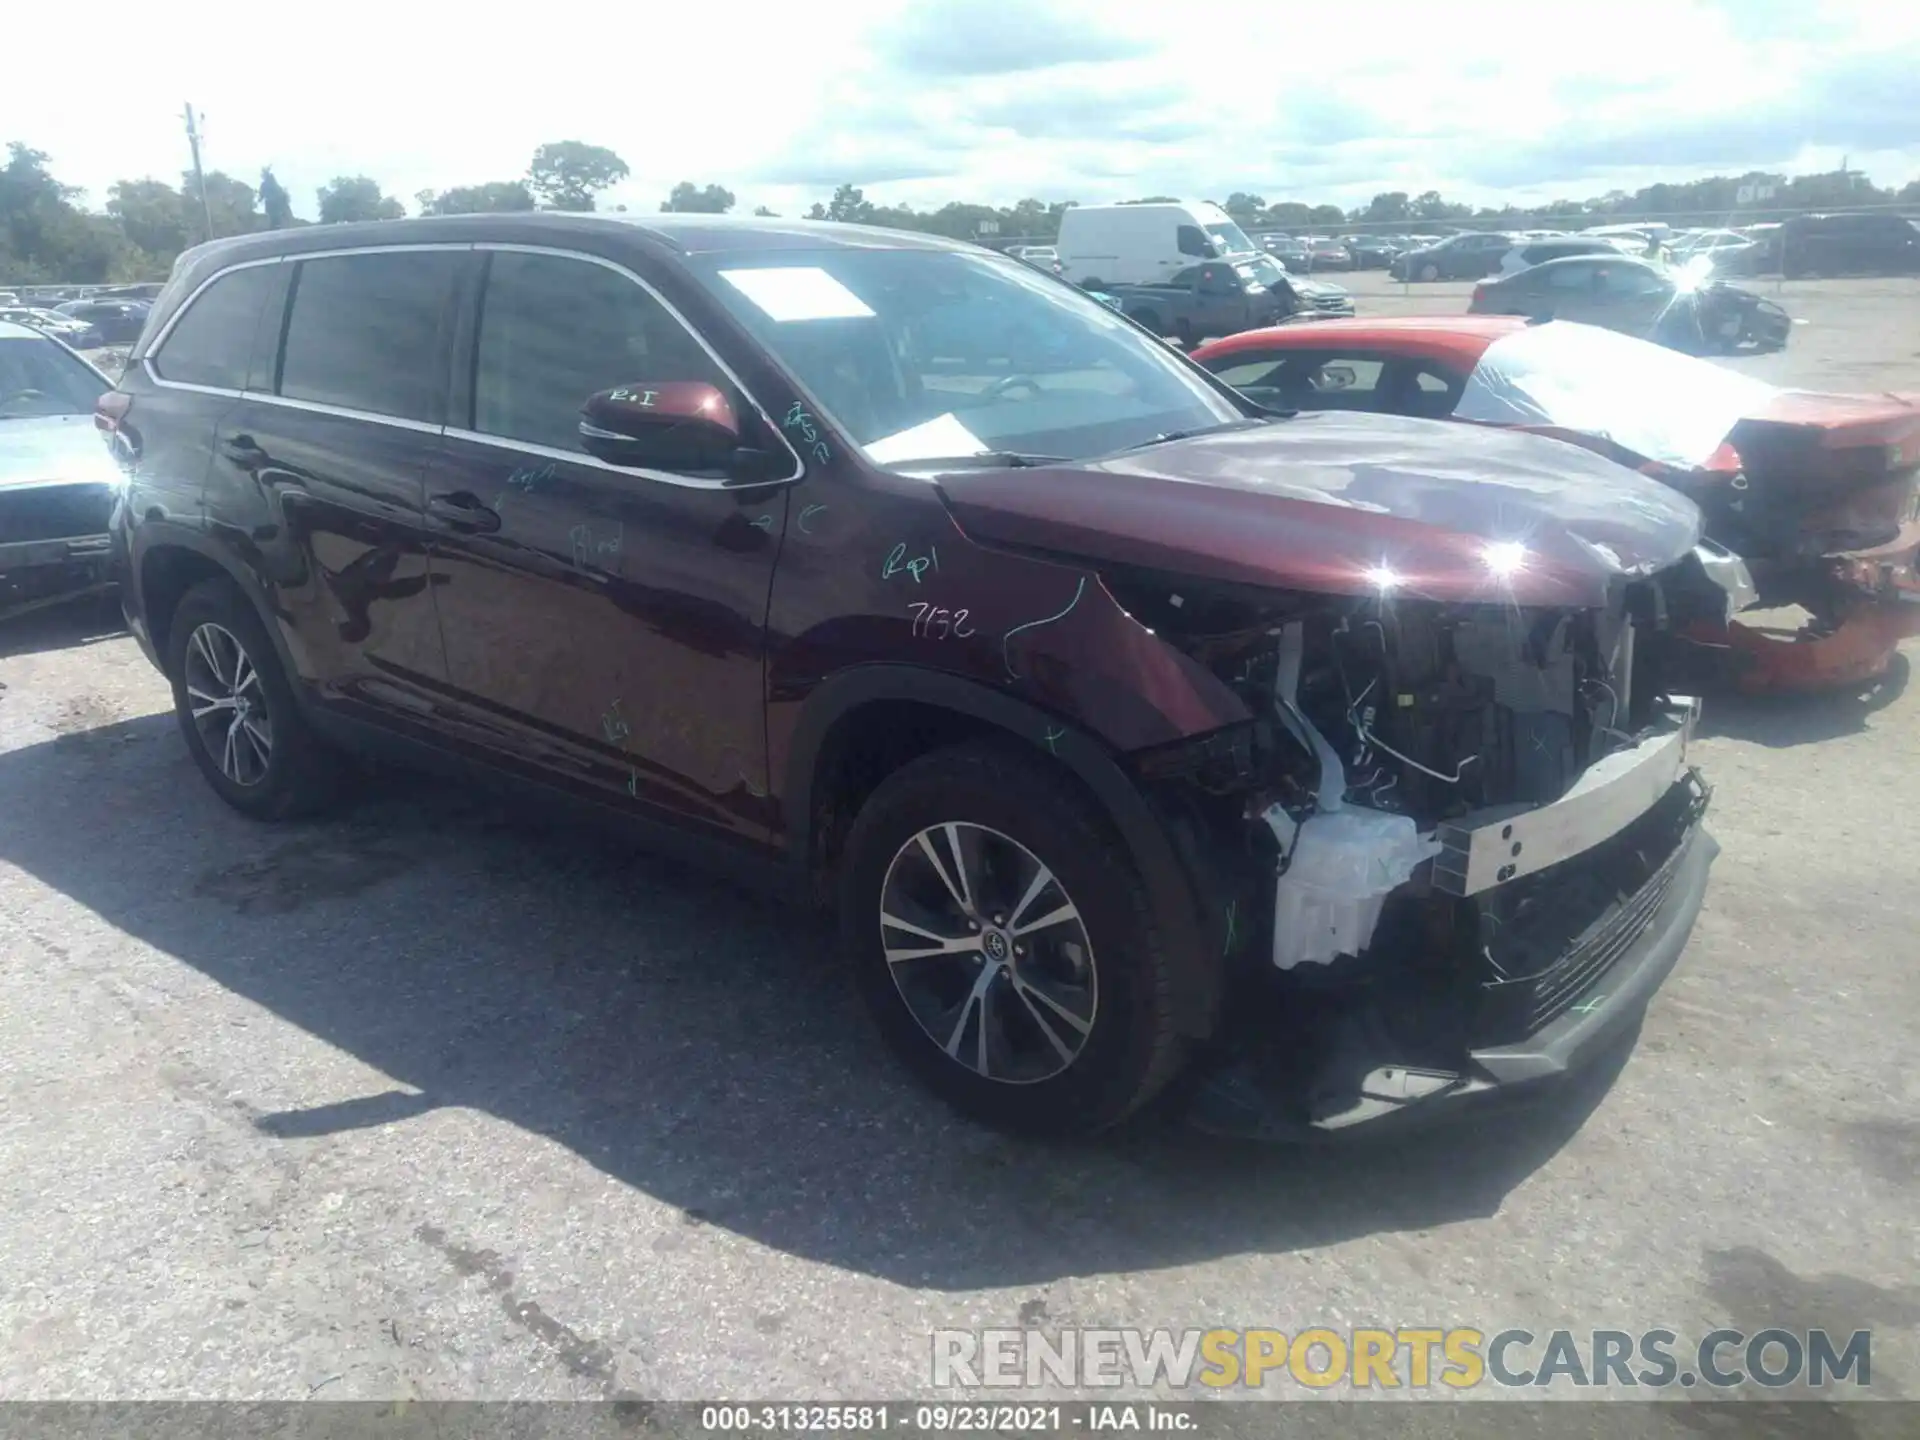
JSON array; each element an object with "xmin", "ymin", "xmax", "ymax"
[
  {"xmin": 6, "ymin": 0, "xmax": 1918, "ymax": 229},
  {"xmin": 964, "ymin": 80, "xmax": 1203, "ymax": 143},
  {"xmin": 1459, "ymin": 46, "xmax": 1920, "ymax": 189},
  {"xmin": 873, "ymin": 0, "xmax": 1150, "ymax": 76}
]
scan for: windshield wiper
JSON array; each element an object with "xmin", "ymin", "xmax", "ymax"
[
  {"xmin": 891, "ymin": 451, "xmax": 1069, "ymax": 470},
  {"xmin": 1118, "ymin": 415, "xmax": 1287, "ymax": 453}
]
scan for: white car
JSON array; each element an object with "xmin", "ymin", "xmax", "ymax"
[{"xmin": 0, "ymin": 307, "xmax": 99, "ymax": 347}]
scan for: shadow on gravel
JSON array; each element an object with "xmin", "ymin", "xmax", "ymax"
[
  {"xmin": 1695, "ymin": 650, "xmax": 1910, "ymax": 748},
  {"xmin": 0, "ymin": 710, "xmax": 1630, "ymax": 1292},
  {"xmin": 0, "ymin": 593, "xmax": 126, "ymax": 661}
]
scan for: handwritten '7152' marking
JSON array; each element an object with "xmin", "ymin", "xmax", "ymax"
[{"xmin": 907, "ymin": 603, "xmax": 974, "ymax": 640}]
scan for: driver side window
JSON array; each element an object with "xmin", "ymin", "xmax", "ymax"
[
  {"xmin": 1176, "ymin": 225, "xmax": 1211, "ymax": 258},
  {"xmin": 473, "ymin": 250, "xmax": 730, "ymax": 454},
  {"xmin": 1546, "ymin": 263, "xmax": 1597, "ymax": 290}
]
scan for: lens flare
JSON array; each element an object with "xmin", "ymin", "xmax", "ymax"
[{"xmin": 1482, "ymin": 540, "xmax": 1528, "ymax": 578}]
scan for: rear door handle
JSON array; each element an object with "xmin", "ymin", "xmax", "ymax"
[
  {"xmin": 220, "ymin": 433, "xmax": 266, "ymax": 464},
  {"xmin": 427, "ymin": 491, "xmax": 502, "ymax": 534}
]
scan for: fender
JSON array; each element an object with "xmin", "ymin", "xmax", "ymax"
[
  {"xmin": 125, "ymin": 517, "xmax": 309, "ymax": 695},
  {"xmin": 784, "ymin": 664, "xmax": 1222, "ymax": 1038}
]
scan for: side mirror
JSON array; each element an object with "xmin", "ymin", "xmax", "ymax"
[{"xmin": 578, "ymin": 382, "xmax": 742, "ymax": 473}]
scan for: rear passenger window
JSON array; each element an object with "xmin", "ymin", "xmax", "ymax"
[
  {"xmin": 151, "ymin": 264, "xmax": 276, "ymax": 391},
  {"xmin": 471, "ymin": 251, "xmax": 728, "ymax": 455},
  {"xmin": 1210, "ymin": 354, "xmax": 1286, "ymax": 388},
  {"xmin": 280, "ymin": 251, "xmax": 459, "ymax": 423}
]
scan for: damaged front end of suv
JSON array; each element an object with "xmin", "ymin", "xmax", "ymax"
[
  {"xmin": 1122, "ymin": 567, "xmax": 1718, "ymax": 1138},
  {"xmin": 940, "ymin": 415, "xmax": 1736, "ymax": 1138}
]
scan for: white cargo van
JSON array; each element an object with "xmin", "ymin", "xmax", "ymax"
[{"xmin": 1055, "ymin": 201, "xmax": 1260, "ymax": 287}]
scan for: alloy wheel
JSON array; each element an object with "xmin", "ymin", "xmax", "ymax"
[
  {"xmin": 183, "ymin": 621, "xmax": 273, "ymax": 786},
  {"xmin": 879, "ymin": 822, "xmax": 1099, "ymax": 1084}
]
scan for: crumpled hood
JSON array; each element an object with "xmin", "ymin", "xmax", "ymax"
[
  {"xmin": 0, "ymin": 414, "xmax": 120, "ymax": 492},
  {"xmin": 935, "ymin": 411, "xmax": 1703, "ymax": 607}
]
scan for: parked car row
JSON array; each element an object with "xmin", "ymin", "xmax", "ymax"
[
  {"xmin": 39, "ymin": 210, "xmax": 1777, "ymax": 1147},
  {"xmin": 1382, "ymin": 212, "xmax": 1920, "ymax": 282},
  {"xmin": 0, "ymin": 306, "xmax": 104, "ymax": 349}
]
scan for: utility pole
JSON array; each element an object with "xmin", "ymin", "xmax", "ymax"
[{"xmin": 183, "ymin": 103, "xmax": 215, "ymax": 242}]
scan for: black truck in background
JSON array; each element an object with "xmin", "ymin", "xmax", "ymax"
[{"xmin": 1107, "ymin": 259, "xmax": 1354, "ymax": 346}]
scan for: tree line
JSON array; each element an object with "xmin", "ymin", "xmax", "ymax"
[
  {"xmin": 6, "ymin": 136, "xmax": 1918, "ymax": 284},
  {"xmin": 0, "ymin": 139, "xmax": 633, "ymax": 284}
]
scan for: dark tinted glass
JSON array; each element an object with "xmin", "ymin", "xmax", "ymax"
[
  {"xmin": 1176, "ymin": 225, "xmax": 1209, "ymax": 257},
  {"xmin": 152, "ymin": 264, "xmax": 276, "ymax": 390},
  {"xmin": 0, "ymin": 334, "xmax": 105, "ymax": 417},
  {"xmin": 1545, "ymin": 263, "xmax": 1596, "ymax": 290},
  {"xmin": 280, "ymin": 251, "xmax": 457, "ymax": 422},
  {"xmin": 472, "ymin": 251, "xmax": 727, "ymax": 454}
]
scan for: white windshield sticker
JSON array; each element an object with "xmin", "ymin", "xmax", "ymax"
[
  {"xmin": 866, "ymin": 412, "xmax": 988, "ymax": 465},
  {"xmin": 718, "ymin": 266, "xmax": 876, "ymax": 322}
]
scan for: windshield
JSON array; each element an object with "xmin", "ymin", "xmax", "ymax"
[
  {"xmin": 1205, "ymin": 219, "xmax": 1256, "ymax": 256},
  {"xmin": 1455, "ymin": 320, "xmax": 1777, "ymax": 469},
  {"xmin": 694, "ymin": 248, "xmax": 1242, "ymax": 466},
  {"xmin": 1238, "ymin": 255, "xmax": 1292, "ymax": 288},
  {"xmin": 0, "ymin": 334, "xmax": 106, "ymax": 419}
]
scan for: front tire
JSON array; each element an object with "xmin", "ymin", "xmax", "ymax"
[
  {"xmin": 1419, "ymin": 262, "xmax": 1441, "ymax": 282},
  {"xmin": 165, "ymin": 577, "xmax": 338, "ymax": 820},
  {"xmin": 840, "ymin": 743, "xmax": 1187, "ymax": 1136}
]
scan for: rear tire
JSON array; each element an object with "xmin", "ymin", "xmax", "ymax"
[
  {"xmin": 165, "ymin": 577, "xmax": 339, "ymax": 820},
  {"xmin": 840, "ymin": 743, "xmax": 1187, "ymax": 1136}
]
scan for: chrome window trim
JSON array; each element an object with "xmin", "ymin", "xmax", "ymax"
[
  {"xmin": 261, "ymin": 391, "xmax": 447, "ymax": 434},
  {"xmin": 138, "ymin": 238, "xmax": 806, "ymax": 491},
  {"xmin": 440, "ymin": 426, "xmax": 737, "ymax": 490}
]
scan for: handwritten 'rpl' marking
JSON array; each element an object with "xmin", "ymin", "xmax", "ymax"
[
  {"xmin": 882, "ymin": 542, "xmax": 939, "ymax": 583},
  {"xmin": 749, "ymin": 514, "xmax": 776, "ymax": 532},
  {"xmin": 602, "ymin": 700, "xmax": 632, "ymax": 747}
]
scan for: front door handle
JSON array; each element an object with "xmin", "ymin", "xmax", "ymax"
[
  {"xmin": 427, "ymin": 491, "xmax": 501, "ymax": 534},
  {"xmin": 220, "ymin": 433, "xmax": 266, "ymax": 465}
]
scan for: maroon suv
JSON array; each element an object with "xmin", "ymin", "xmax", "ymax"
[{"xmin": 106, "ymin": 215, "xmax": 1729, "ymax": 1140}]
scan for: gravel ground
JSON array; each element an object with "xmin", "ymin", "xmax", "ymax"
[{"xmin": 3, "ymin": 278, "xmax": 1917, "ymax": 1406}]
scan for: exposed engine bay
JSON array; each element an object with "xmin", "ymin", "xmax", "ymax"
[{"xmin": 1117, "ymin": 563, "xmax": 1721, "ymax": 1137}]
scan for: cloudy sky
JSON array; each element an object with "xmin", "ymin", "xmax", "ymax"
[{"xmin": 6, "ymin": 0, "xmax": 1918, "ymax": 218}]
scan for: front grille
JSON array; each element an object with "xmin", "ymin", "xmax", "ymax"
[
  {"xmin": 1520, "ymin": 833, "xmax": 1685, "ymax": 1030},
  {"xmin": 0, "ymin": 482, "xmax": 114, "ymax": 545},
  {"xmin": 1471, "ymin": 773, "xmax": 1707, "ymax": 1044},
  {"xmin": 1310, "ymin": 295, "xmax": 1351, "ymax": 311}
]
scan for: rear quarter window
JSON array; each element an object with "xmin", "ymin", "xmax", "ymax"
[
  {"xmin": 279, "ymin": 250, "xmax": 460, "ymax": 423},
  {"xmin": 150, "ymin": 264, "xmax": 279, "ymax": 391}
]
